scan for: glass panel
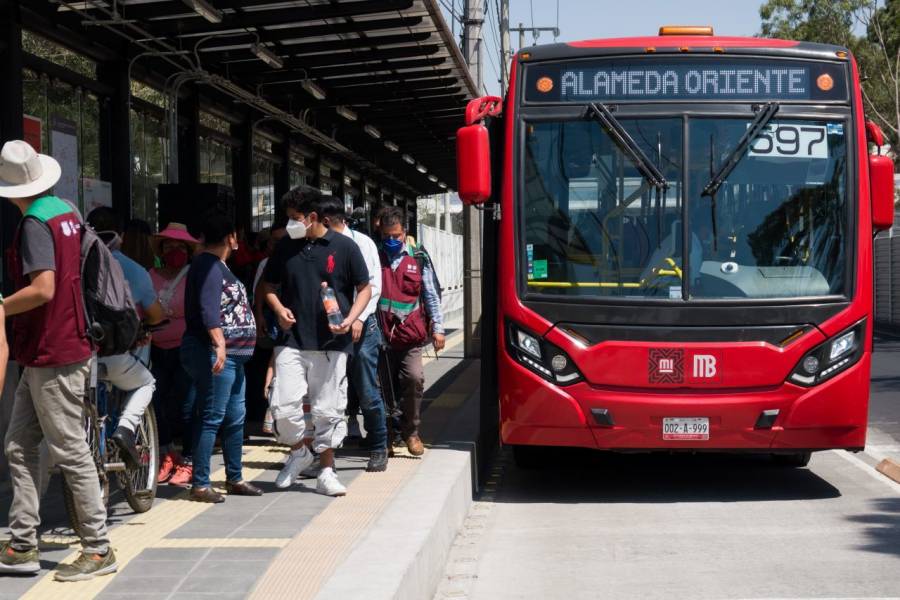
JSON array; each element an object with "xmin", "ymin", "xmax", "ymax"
[
  {"xmin": 687, "ymin": 118, "xmax": 847, "ymax": 299},
  {"xmin": 522, "ymin": 118, "xmax": 684, "ymax": 298}
]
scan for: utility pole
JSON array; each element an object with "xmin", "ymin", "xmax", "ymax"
[
  {"xmin": 500, "ymin": 0, "xmax": 511, "ymax": 92},
  {"xmin": 462, "ymin": 0, "xmax": 484, "ymax": 359},
  {"xmin": 510, "ymin": 23, "xmax": 561, "ymax": 51}
]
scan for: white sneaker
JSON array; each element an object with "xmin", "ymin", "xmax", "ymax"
[
  {"xmin": 275, "ymin": 447, "xmax": 314, "ymax": 489},
  {"xmin": 347, "ymin": 417, "xmax": 363, "ymax": 440},
  {"xmin": 297, "ymin": 455, "xmax": 322, "ymax": 480},
  {"xmin": 316, "ymin": 467, "xmax": 347, "ymax": 496}
]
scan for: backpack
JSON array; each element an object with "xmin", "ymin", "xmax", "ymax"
[{"xmin": 80, "ymin": 224, "xmax": 141, "ymax": 356}]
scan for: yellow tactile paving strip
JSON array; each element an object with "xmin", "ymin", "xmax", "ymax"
[
  {"xmin": 248, "ymin": 456, "xmax": 421, "ymax": 600},
  {"xmin": 151, "ymin": 537, "xmax": 289, "ymax": 548},
  {"xmin": 20, "ymin": 444, "xmax": 286, "ymax": 600}
]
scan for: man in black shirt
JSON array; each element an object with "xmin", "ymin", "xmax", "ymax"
[{"xmin": 264, "ymin": 187, "xmax": 371, "ymax": 496}]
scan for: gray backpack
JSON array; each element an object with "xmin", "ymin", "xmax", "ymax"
[{"xmin": 80, "ymin": 224, "xmax": 141, "ymax": 356}]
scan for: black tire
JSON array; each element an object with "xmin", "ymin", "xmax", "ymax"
[
  {"xmin": 772, "ymin": 451, "xmax": 812, "ymax": 468},
  {"xmin": 512, "ymin": 445, "xmax": 547, "ymax": 469},
  {"xmin": 118, "ymin": 406, "xmax": 159, "ymax": 514},
  {"xmin": 63, "ymin": 399, "xmax": 109, "ymax": 538}
]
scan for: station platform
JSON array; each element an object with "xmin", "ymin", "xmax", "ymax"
[{"xmin": 0, "ymin": 331, "xmax": 480, "ymax": 600}]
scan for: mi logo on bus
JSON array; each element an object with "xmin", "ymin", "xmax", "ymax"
[
  {"xmin": 649, "ymin": 349, "xmax": 722, "ymax": 384},
  {"xmin": 693, "ymin": 354, "xmax": 717, "ymax": 379},
  {"xmin": 649, "ymin": 349, "xmax": 684, "ymax": 384}
]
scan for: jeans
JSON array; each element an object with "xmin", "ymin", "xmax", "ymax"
[
  {"xmin": 351, "ymin": 316, "xmax": 388, "ymax": 451},
  {"xmin": 99, "ymin": 351, "xmax": 155, "ymax": 435},
  {"xmin": 150, "ymin": 345, "xmax": 196, "ymax": 458},
  {"xmin": 181, "ymin": 335, "xmax": 249, "ymax": 488}
]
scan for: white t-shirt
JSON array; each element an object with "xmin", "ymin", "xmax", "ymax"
[{"xmin": 341, "ymin": 227, "xmax": 382, "ymax": 322}]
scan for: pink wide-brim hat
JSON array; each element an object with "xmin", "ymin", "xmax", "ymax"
[{"xmin": 152, "ymin": 222, "xmax": 199, "ymax": 255}]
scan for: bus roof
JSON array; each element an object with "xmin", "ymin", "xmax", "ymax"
[{"xmin": 520, "ymin": 36, "xmax": 849, "ymax": 63}]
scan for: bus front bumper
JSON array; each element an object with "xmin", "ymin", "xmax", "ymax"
[{"xmin": 499, "ymin": 353, "xmax": 870, "ymax": 451}]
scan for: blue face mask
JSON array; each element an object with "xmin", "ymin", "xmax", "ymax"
[{"xmin": 383, "ymin": 238, "xmax": 404, "ymax": 255}]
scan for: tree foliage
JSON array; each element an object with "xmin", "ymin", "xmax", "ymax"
[{"xmin": 760, "ymin": 0, "xmax": 900, "ymax": 152}]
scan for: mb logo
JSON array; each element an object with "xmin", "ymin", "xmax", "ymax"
[{"xmin": 693, "ymin": 354, "xmax": 717, "ymax": 379}]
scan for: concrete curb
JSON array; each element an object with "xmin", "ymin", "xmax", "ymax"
[
  {"xmin": 314, "ymin": 445, "xmax": 474, "ymax": 600},
  {"xmin": 315, "ymin": 380, "xmax": 482, "ymax": 600}
]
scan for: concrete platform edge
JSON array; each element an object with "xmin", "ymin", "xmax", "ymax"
[{"xmin": 314, "ymin": 392, "xmax": 480, "ymax": 600}]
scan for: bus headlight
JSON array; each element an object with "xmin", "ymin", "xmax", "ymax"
[
  {"xmin": 507, "ymin": 321, "xmax": 583, "ymax": 386},
  {"xmin": 788, "ymin": 319, "xmax": 866, "ymax": 387}
]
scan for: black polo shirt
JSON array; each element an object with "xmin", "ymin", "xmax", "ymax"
[{"xmin": 264, "ymin": 229, "xmax": 369, "ymax": 353}]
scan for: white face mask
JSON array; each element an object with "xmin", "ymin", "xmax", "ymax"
[{"xmin": 286, "ymin": 218, "xmax": 307, "ymax": 239}]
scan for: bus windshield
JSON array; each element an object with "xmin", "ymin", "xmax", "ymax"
[{"xmin": 522, "ymin": 116, "xmax": 848, "ymax": 300}]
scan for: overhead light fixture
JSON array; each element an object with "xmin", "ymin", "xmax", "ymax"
[
  {"xmin": 428, "ymin": 174, "xmax": 438, "ymax": 182},
  {"xmin": 402, "ymin": 154, "xmax": 415, "ymax": 164},
  {"xmin": 336, "ymin": 106, "xmax": 358, "ymax": 121},
  {"xmin": 251, "ymin": 44, "xmax": 283, "ymax": 69},
  {"xmin": 416, "ymin": 164, "xmax": 428, "ymax": 174},
  {"xmin": 301, "ymin": 79, "xmax": 326, "ymax": 100},
  {"xmin": 438, "ymin": 182, "xmax": 448, "ymax": 189},
  {"xmin": 384, "ymin": 140, "xmax": 399, "ymax": 152},
  {"xmin": 364, "ymin": 125, "xmax": 381, "ymax": 139},
  {"xmin": 183, "ymin": 0, "xmax": 223, "ymax": 24}
]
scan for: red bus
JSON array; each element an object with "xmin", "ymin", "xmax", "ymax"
[{"xmin": 457, "ymin": 27, "xmax": 897, "ymax": 467}]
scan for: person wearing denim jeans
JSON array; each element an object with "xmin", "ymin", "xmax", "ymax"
[
  {"xmin": 351, "ymin": 315, "xmax": 388, "ymax": 470},
  {"xmin": 181, "ymin": 336, "xmax": 249, "ymax": 492},
  {"xmin": 181, "ymin": 212, "xmax": 260, "ymax": 503}
]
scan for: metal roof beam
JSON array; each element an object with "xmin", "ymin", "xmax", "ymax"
[
  {"xmin": 226, "ymin": 43, "xmax": 441, "ymax": 73},
  {"xmin": 143, "ymin": 0, "xmax": 415, "ymax": 36},
  {"xmin": 249, "ymin": 58, "xmax": 447, "ymax": 83},
  {"xmin": 210, "ymin": 32, "xmax": 433, "ymax": 64}
]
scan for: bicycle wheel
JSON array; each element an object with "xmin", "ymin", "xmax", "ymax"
[
  {"xmin": 119, "ymin": 405, "xmax": 159, "ymax": 513},
  {"xmin": 63, "ymin": 399, "xmax": 109, "ymax": 538}
]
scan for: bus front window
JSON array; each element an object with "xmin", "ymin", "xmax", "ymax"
[
  {"xmin": 688, "ymin": 118, "xmax": 847, "ymax": 299},
  {"xmin": 523, "ymin": 118, "xmax": 685, "ymax": 298}
]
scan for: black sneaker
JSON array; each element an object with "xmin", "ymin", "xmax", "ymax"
[
  {"xmin": 111, "ymin": 427, "xmax": 140, "ymax": 470},
  {"xmin": 366, "ymin": 450, "xmax": 389, "ymax": 472},
  {"xmin": 53, "ymin": 549, "xmax": 117, "ymax": 582},
  {"xmin": 0, "ymin": 542, "xmax": 39, "ymax": 575}
]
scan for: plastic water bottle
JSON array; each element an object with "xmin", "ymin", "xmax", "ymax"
[{"xmin": 321, "ymin": 282, "xmax": 344, "ymax": 327}]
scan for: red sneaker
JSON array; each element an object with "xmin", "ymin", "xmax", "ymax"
[
  {"xmin": 168, "ymin": 463, "xmax": 193, "ymax": 487},
  {"xmin": 157, "ymin": 453, "xmax": 178, "ymax": 484}
]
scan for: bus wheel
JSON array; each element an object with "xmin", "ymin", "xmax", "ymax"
[
  {"xmin": 512, "ymin": 445, "xmax": 547, "ymax": 469},
  {"xmin": 772, "ymin": 452, "xmax": 812, "ymax": 468}
]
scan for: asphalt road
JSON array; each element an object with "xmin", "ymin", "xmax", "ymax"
[{"xmin": 435, "ymin": 337, "xmax": 900, "ymax": 600}]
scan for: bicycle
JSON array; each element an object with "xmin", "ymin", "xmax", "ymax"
[{"xmin": 62, "ymin": 322, "xmax": 164, "ymax": 536}]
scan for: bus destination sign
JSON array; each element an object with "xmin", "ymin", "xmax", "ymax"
[{"xmin": 525, "ymin": 58, "xmax": 847, "ymax": 103}]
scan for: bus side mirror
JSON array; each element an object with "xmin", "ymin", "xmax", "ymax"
[
  {"xmin": 870, "ymin": 154, "xmax": 895, "ymax": 231},
  {"xmin": 867, "ymin": 120, "xmax": 895, "ymax": 231},
  {"xmin": 457, "ymin": 96, "xmax": 503, "ymax": 206},
  {"xmin": 457, "ymin": 122, "xmax": 492, "ymax": 205}
]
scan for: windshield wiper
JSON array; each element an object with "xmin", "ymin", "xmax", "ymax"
[
  {"xmin": 586, "ymin": 103, "xmax": 668, "ymax": 191},
  {"xmin": 701, "ymin": 102, "xmax": 780, "ymax": 198},
  {"xmin": 586, "ymin": 102, "xmax": 669, "ymax": 247}
]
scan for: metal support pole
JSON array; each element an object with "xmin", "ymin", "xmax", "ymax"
[
  {"xmin": 0, "ymin": 0, "xmax": 23, "ymax": 295},
  {"xmin": 178, "ymin": 85, "xmax": 200, "ymax": 185},
  {"xmin": 231, "ymin": 114, "xmax": 253, "ymax": 233},
  {"xmin": 274, "ymin": 128, "xmax": 291, "ymax": 203},
  {"xmin": 463, "ymin": 0, "xmax": 484, "ymax": 358},
  {"xmin": 500, "ymin": 0, "xmax": 511, "ymax": 92},
  {"xmin": 98, "ymin": 58, "xmax": 133, "ymax": 220}
]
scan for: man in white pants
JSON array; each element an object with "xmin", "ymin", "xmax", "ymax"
[
  {"xmin": 87, "ymin": 207, "xmax": 165, "ymax": 469},
  {"xmin": 263, "ymin": 187, "xmax": 371, "ymax": 496}
]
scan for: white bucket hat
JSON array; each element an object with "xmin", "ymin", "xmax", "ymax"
[{"xmin": 0, "ymin": 140, "xmax": 61, "ymax": 199}]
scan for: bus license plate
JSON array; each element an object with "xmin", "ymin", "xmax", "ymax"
[{"xmin": 663, "ymin": 418, "xmax": 709, "ymax": 441}]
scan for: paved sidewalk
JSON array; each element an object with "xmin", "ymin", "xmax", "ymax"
[{"xmin": 0, "ymin": 331, "xmax": 478, "ymax": 600}]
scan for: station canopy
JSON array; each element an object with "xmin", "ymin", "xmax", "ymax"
[{"xmin": 27, "ymin": 0, "xmax": 478, "ymax": 195}]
